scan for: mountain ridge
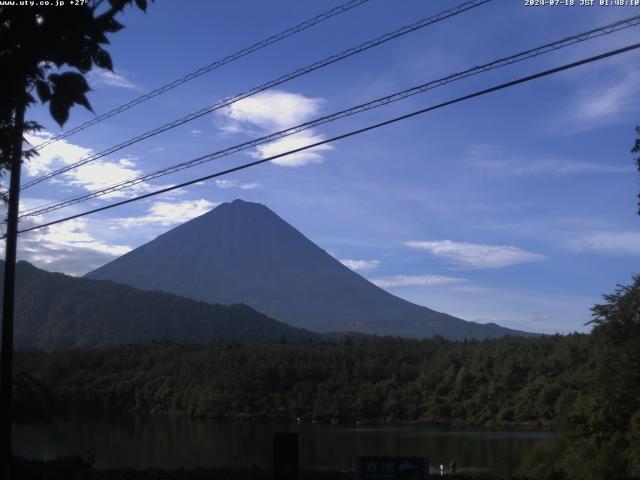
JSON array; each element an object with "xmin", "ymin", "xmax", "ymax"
[
  {"xmin": 2, "ymin": 260, "xmax": 324, "ymax": 350},
  {"xmin": 86, "ymin": 199, "xmax": 533, "ymax": 340}
]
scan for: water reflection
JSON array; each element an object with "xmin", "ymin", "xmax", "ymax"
[{"xmin": 14, "ymin": 414, "xmax": 551, "ymax": 476}]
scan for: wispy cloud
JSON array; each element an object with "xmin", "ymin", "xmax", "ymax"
[
  {"xmin": 218, "ymin": 90, "xmax": 332, "ymax": 167},
  {"xmin": 251, "ymin": 131, "xmax": 332, "ymax": 167},
  {"xmin": 215, "ymin": 179, "xmax": 236, "ymax": 189},
  {"xmin": 567, "ymin": 231, "xmax": 640, "ymax": 255},
  {"xmin": 572, "ymin": 70, "xmax": 639, "ymax": 126},
  {"xmin": 371, "ymin": 274, "xmax": 466, "ymax": 288},
  {"xmin": 24, "ymin": 132, "xmax": 160, "ymax": 199},
  {"xmin": 215, "ymin": 179, "xmax": 260, "ymax": 190},
  {"xmin": 405, "ymin": 240, "xmax": 546, "ymax": 269},
  {"xmin": 65, "ymin": 157, "xmax": 149, "ymax": 198},
  {"xmin": 116, "ymin": 199, "xmax": 217, "ymax": 227},
  {"xmin": 548, "ymin": 66, "xmax": 640, "ymax": 133},
  {"xmin": 86, "ymin": 68, "xmax": 144, "ymax": 91},
  {"xmin": 466, "ymin": 144, "xmax": 633, "ymax": 176},
  {"xmin": 24, "ymin": 132, "xmax": 92, "ymax": 176},
  {"xmin": 450, "ymin": 285, "xmax": 492, "ymax": 294},
  {"xmin": 340, "ymin": 259, "xmax": 380, "ymax": 272},
  {"xmin": 12, "ymin": 218, "xmax": 132, "ymax": 276}
]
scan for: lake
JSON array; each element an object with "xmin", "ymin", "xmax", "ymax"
[{"xmin": 14, "ymin": 414, "xmax": 551, "ymax": 477}]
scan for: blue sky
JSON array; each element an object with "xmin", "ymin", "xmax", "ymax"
[{"xmin": 7, "ymin": 0, "xmax": 640, "ymax": 334}]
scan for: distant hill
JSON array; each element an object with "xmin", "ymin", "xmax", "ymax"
[
  {"xmin": 86, "ymin": 199, "xmax": 532, "ymax": 340},
  {"xmin": 2, "ymin": 261, "xmax": 323, "ymax": 350}
]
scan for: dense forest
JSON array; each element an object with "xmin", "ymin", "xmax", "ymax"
[
  {"xmin": 1, "ymin": 261, "xmax": 323, "ymax": 349},
  {"xmin": 16, "ymin": 334, "xmax": 590, "ymax": 428},
  {"xmin": 519, "ymin": 276, "xmax": 640, "ymax": 479},
  {"xmin": 14, "ymin": 276, "xmax": 640, "ymax": 478}
]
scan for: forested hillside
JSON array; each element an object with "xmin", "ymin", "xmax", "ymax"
[
  {"xmin": 519, "ymin": 276, "xmax": 640, "ymax": 479},
  {"xmin": 14, "ymin": 276, "xmax": 639, "ymax": 478},
  {"xmin": 17, "ymin": 334, "xmax": 590, "ymax": 427},
  {"xmin": 2, "ymin": 261, "xmax": 324, "ymax": 349}
]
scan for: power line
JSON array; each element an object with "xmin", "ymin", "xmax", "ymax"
[
  {"xmin": 33, "ymin": 0, "xmax": 370, "ymax": 151},
  {"xmin": 14, "ymin": 41, "xmax": 640, "ymax": 238},
  {"xmin": 19, "ymin": 13, "xmax": 640, "ymax": 219},
  {"xmin": 22, "ymin": 0, "xmax": 492, "ymax": 190}
]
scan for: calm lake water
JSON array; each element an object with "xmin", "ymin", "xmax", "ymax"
[{"xmin": 14, "ymin": 415, "xmax": 551, "ymax": 477}]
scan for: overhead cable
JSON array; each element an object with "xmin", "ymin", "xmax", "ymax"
[
  {"xmin": 19, "ymin": 14, "xmax": 640, "ymax": 219},
  {"xmin": 14, "ymin": 41, "xmax": 640, "ymax": 237},
  {"xmin": 22, "ymin": 0, "xmax": 492, "ymax": 189},
  {"xmin": 33, "ymin": 0, "xmax": 371, "ymax": 151}
]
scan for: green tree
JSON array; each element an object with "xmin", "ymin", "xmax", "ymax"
[
  {"xmin": 633, "ymin": 126, "xmax": 640, "ymax": 215},
  {"xmin": 520, "ymin": 276, "xmax": 640, "ymax": 479},
  {"xmin": 0, "ymin": 0, "xmax": 152, "ymax": 474}
]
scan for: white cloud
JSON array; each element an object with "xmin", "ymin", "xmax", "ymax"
[
  {"xmin": 13, "ymin": 218, "xmax": 132, "ymax": 276},
  {"xmin": 223, "ymin": 90, "xmax": 323, "ymax": 130},
  {"xmin": 116, "ymin": 199, "xmax": 217, "ymax": 227},
  {"xmin": 215, "ymin": 179, "xmax": 261, "ymax": 190},
  {"xmin": 340, "ymin": 259, "xmax": 380, "ymax": 272},
  {"xmin": 36, "ymin": 219, "xmax": 131, "ymax": 256},
  {"xmin": 23, "ymin": 132, "xmax": 155, "ymax": 199},
  {"xmin": 215, "ymin": 179, "xmax": 236, "ymax": 189},
  {"xmin": 64, "ymin": 158, "xmax": 152, "ymax": 198},
  {"xmin": 252, "ymin": 131, "xmax": 333, "ymax": 167},
  {"xmin": 86, "ymin": 68, "xmax": 143, "ymax": 91},
  {"xmin": 219, "ymin": 90, "xmax": 332, "ymax": 167},
  {"xmin": 191, "ymin": 129, "xmax": 203, "ymax": 136},
  {"xmin": 24, "ymin": 132, "xmax": 93, "ymax": 176},
  {"xmin": 567, "ymin": 231, "xmax": 640, "ymax": 255},
  {"xmin": 405, "ymin": 240, "xmax": 546, "ymax": 269},
  {"xmin": 371, "ymin": 274, "xmax": 466, "ymax": 288}
]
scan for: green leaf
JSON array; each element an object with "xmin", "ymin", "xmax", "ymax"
[
  {"xmin": 48, "ymin": 71, "xmax": 93, "ymax": 126},
  {"xmin": 49, "ymin": 99, "xmax": 70, "ymax": 126},
  {"xmin": 76, "ymin": 94, "xmax": 94, "ymax": 113},
  {"xmin": 35, "ymin": 80, "xmax": 51, "ymax": 103},
  {"xmin": 99, "ymin": 16, "xmax": 125, "ymax": 33},
  {"xmin": 135, "ymin": 0, "xmax": 147, "ymax": 12},
  {"xmin": 107, "ymin": 0, "xmax": 130, "ymax": 9},
  {"xmin": 94, "ymin": 31, "xmax": 111, "ymax": 45},
  {"xmin": 92, "ymin": 48, "xmax": 113, "ymax": 71},
  {"xmin": 67, "ymin": 48, "xmax": 92, "ymax": 73},
  {"xmin": 49, "ymin": 71, "xmax": 91, "ymax": 95}
]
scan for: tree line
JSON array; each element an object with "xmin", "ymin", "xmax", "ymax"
[
  {"xmin": 13, "ymin": 275, "xmax": 640, "ymax": 478},
  {"xmin": 17, "ymin": 333, "xmax": 590, "ymax": 427}
]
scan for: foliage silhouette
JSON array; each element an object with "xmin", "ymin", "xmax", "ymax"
[
  {"xmin": 0, "ymin": 0, "xmax": 154, "ymax": 199},
  {"xmin": 519, "ymin": 276, "xmax": 640, "ymax": 479},
  {"xmin": 0, "ymin": 0, "xmax": 151, "ymax": 132}
]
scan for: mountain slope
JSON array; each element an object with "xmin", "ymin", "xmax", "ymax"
[
  {"xmin": 86, "ymin": 200, "xmax": 531, "ymax": 340},
  {"xmin": 2, "ymin": 260, "xmax": 323, "ymax": 350}
]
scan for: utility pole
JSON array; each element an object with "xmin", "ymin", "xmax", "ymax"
[{"xmin": 1, "ymin": 96, "xmax": 26, "ymax": 480}]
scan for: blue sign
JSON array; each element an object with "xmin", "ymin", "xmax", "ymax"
[{"xmin": 355, "ymin": 456, "xmax": 429, "ymax": 480}]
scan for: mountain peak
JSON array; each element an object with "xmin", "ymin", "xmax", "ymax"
[
  {"xmin": 199, "ymin": 199, "xmax": 274, "ymax": 221},
  {"xmin": 225, "ymin": 198, "xmax": 264, "ymax": 208},
  {"xmin": 86, "ymin": 201, "xmax": 532, "ymax": 339}
]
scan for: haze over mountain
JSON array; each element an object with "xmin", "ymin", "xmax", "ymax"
[
  {"xmin": 2, "ymin": 260, "xmax": 322, "ymax": 350},
  {"xmin": 86, "ymin": 200, "xmax": 531, "ymax": 340}
]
